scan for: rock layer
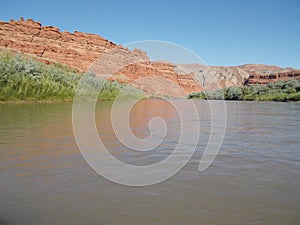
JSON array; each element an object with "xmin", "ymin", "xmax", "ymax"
[
  {"xmin": 0, "ymin": 18, "xmax": 299, "ymax": 96},
  {"xmin": 245, "ymin": 71, "xmax": 300, "ymax": 85},
  {"xmin": 180, "ymin": 64, "xmax": 300, "ymax": 88},
  {"xmin": 0, "ymin": 18, "xmax": 202, "ymax": 97},
  {"xmin": 0, "ymin": 18, "xmax": 145, "ymax": 71}
]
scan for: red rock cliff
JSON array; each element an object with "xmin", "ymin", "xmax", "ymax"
[
  {"xmin": 0, "ymin": 18, "xmax": 202, "ymax": 97},
  {"xmin": 238, "ymin": 64, "xmax": 300, "ymax": 85},
  {"xmin": 1, "ymin": 18, "xmax": 299, "ymax": 95}
]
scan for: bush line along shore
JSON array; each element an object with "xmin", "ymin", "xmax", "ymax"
[
  {"xmin": 1, "ymin": 51, "xmax": 299, "ymax": 102},
  {"xmin": 188, "ymin": 80, "xmax": 300, "ymax": 101},
  {"xmin": 0, "ymin": 51, "xmax": 144, "ymax": 102}
]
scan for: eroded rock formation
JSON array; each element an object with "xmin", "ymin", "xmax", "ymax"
[
  {"xmin": 0, "ymin": 18, "xmax": 299, "ymax": 96},
  {"xmin": 0, "ymin": 17, "xmax": 147, "ymax": 71},
  {"xmin": 245, "ymin": 71, "xmax": 300, "ymax": 85},
  {"xmin": 238, "ymin": 64, "xmax": 300, "ymax": 85},
  {"xmin": 0, "ymin": 18, "xmax": 202, "ymax": 97}
]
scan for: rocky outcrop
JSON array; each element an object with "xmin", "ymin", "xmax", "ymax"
[
  {"xmin": 0, "ymin": 17, "xmax": 146, "ymax": 71},
  {"xmin": 178, "ymin": 64, "xmax": 250, "ymax": 90},
  {"xmin": 236, "ymin": 64, "xmax": 300, "ymax": 85},
  {"xmin": 116, "ymin": 62, "xmax": 202, "ymax": 95},
  {"xmin": 237, "ymin": 64, "xmax": 297, "ymax": 75},
  {"xmin": 0, "ymin": 18, "xmax": 299, "ymax": 96},
  {"xmin": 0, "ymin": 18, "xmax": 202, "ymax": 97},
  {"xmin": 179, "ymin": 64, "xmax": 300, "ymax": 88},
  {"xmin": 245, "ymin": 71, "xmax": 300, "ymax": 85}
]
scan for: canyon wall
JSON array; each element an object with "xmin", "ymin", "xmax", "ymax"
[
  {"xmin": 0, "ymin": 18, "xmax": 299, "ymax": 97},
  {"xmin": 0, "ymin": 18, "xmax": 202, "ymax": 97},
  {"xmin": 0, "ymin": 18, "xmax": 126, "ymax": 71}
]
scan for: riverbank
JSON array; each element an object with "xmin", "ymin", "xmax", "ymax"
[
  {"xmin": 0, "ymin": 99, "xmax": 74, "ymax": 104},
  {"xmin": 188, "ymin": 79, "xmax": 300, "ymax": 101},
  {"xmin": 1, "ymin": 51, "xmax": 300, "ymax": 103},
  {"xmin": 0, "ymin": 51, "xmax": 144, "ymax": 102}
]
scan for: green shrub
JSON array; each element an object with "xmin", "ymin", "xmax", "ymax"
[
  {"xmin": 225, "ymin": 86, "xmax": 243, "ymax": 100},
  {"xmin": 188, "ymin": 79, "xmax": 300, "ymax": 102},
  {"xmin": 188, "ymin": 92, "xmax": 206, "ymax": 99},
  {"xmin": 0, "ymin": 51, "xmax": 144, "ymax": 101}
]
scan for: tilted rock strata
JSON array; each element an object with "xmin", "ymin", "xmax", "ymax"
[
  {"xmin": 178, "ymin": 64, "xmax": 249, "ymax": 90},
  {"xmin": 180, "ymin": 64, "xmax": 300, "ymax": 88}
]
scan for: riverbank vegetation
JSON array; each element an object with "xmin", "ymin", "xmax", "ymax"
[
  {"xmin": 188, "ymin": 79, "xmax": 300, "ymax": 101},
  {"xmin": 2, "ymin": 51, "xmax": 299, "ymax": 103},
  {"xmin": 0, "ymin": 51, "xmax": 144, "ymax": 102}
]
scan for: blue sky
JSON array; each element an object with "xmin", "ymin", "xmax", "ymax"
[{"xmin": 1, "ymin": 0, "xmax": 299, "ymax": 68}]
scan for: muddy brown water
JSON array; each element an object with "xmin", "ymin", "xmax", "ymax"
[{"xmin": 0, "ymin": 100, "xmax": 299, "ymax": 225}]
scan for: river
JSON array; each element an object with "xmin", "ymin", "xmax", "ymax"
[{"xmin": 0, "ymin": 100, "xmax": 299, "ymax": 225}]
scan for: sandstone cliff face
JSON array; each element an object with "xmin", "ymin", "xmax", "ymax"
[
  {"xmin": 245, "ymin": 71, "xmax": 300, "ymax": 85},
  {"xmin": 237, "ymin": 64, "xmax": 296, "ymax": 75},
  {"xmin": 0, "ymin": 18, "xmax": 146, "ymax": 71},
  {"xmin": 236, "ymin": 64, "xmax": 300, "ymax": 84},
  {"xmin": 117, "ymin": 62, "xmax": 202, "ymax": 95},
  {"xmin": 0, "ymin": 18, "xmax": 202, "ymax": 97},
  {"xmin": 0, "ymin": 18, "xmax": 299, "ymax": 96}
]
